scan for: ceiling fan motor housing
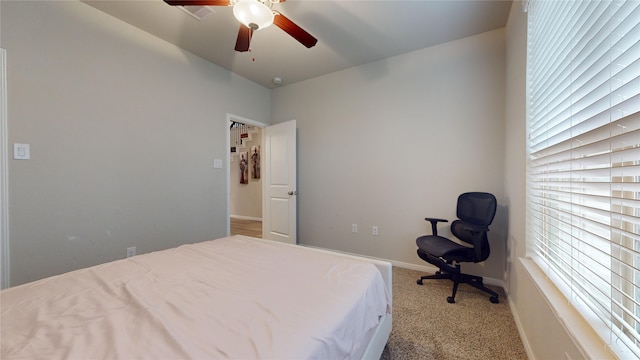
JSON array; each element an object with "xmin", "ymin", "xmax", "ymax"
[
  {"xmin": 233, "ymin": 0, "xmax": 275, "ymax": 30},
  {"xmin": 164, "ymin": 0, "xmax": 317, "ymax": 51}
]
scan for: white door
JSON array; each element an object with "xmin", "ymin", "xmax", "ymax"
[{"xmin": 262, "ymin": 120, "xmax": 296, "ymax": 244}]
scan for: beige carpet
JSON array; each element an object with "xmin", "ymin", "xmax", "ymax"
[{"xmin": 380, "ymin": 267, "xmax": 527, "ymax": 360}]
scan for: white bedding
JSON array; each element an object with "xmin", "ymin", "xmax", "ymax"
[{"xmin": 1, "ymin": 235, "xmax": 391, "ymax": 359}]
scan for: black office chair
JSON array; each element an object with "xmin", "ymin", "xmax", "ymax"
[{"xmin": 416, "ymin": 192, "xmax": 499, "ymax": 304}]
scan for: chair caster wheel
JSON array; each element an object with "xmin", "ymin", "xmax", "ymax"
[
  {"xmin": 490, "ymin": 296, "xmax": 499, "ymax": 304},
  {"xmin": 416, "ymin": 279, "xmax": 423, "ymax": 285},
  {"xmin": 447, "ymin": 297, "xmax": 455, "ymax": 303}
]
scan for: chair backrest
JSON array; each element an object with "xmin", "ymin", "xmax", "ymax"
[
  {"xmin": 451, "ymin": 192, "xmax": 497, "ymax": 262},
  {"xmin": 456, "ymin": 192, "xmax": 497, "ymax": 226}
]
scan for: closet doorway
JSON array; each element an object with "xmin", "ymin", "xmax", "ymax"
[{"xmin": 227, "ymin": 114, "xmax": 265, "ymax": 238}]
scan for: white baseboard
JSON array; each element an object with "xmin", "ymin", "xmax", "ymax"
[
  {"xmin": 299, "ymin": 245, "xmax": 506, "ymax": 289},
  {"xmin": 381, "ymin": 259, "xmax": 505, "ymax": 288},
  {"xmin": 230, "ymin": 215, "xmax": 262, "ymax": 221},
  {"xmin": 507, "ymin": 290, "xmax": 536, "ymax": 360}
]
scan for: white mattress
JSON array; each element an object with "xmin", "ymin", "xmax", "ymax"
[{"xmin": 1, "ymin": 235, "xmax": 391, "ymax": 359}]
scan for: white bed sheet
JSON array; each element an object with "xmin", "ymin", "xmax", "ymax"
[{"xmin": 1, "ymin": 235, "xmax": 391, "ymax": 359}]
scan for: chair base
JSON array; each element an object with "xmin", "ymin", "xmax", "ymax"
[{"xmin": 417, "ymin": 271, "xmax": 499, "ymax": 304}]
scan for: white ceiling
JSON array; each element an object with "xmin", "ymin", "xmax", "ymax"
[{"xmin": 82, "ymin": 0, "xmax": 512, "ymax": 89}]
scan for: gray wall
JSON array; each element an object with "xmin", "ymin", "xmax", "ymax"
[
  {"xmin": 2, "ymin": 1, "xmax": 270, "ymax": 285},
  {"xmin": 504, "ymin": 3, "xmax": 594, "ymax": 359},
  {"xmin": 272, "ymin": 29, "xmax": 507, "ymax": 279},
  {"xmin": 1, "ymin": 1, "xmax": 598, "ymax": 357}
]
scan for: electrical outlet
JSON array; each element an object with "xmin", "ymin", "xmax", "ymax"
[
  {"xmin": 352, "ymin": 224, "xmax": 358, "ymax": 233},
  {"xmin": 126, "ymin": 247, "xmax": 136, "ymax": 258},
  {"xmin": 372, "ymin": 226, "xmax": 379, "ymax": 236}
]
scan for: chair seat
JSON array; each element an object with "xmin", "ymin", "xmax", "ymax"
[{"xmin": 416, "ymin": 235, "xmax": 472, "ymax": 259}]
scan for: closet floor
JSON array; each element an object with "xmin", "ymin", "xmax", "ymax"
[{"xmin": 230, "ymin": 218, "xmax": 262, "ymax": 238}]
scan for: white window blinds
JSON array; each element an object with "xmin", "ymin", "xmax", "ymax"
[{"xmin": 527, "ymin": 0, "xmax": 640, "ymax": 357}]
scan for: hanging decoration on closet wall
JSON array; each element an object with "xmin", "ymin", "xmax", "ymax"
[
  {"xmin": 239, "ymin": 151, "xmax": 249, "ymax": 184},
  {"xmin": 251, "ymin": 145, "xmax": 260, "ymax": 179},
  {"xmin": 230, "ymin": 125, "xmax": 237, "ymax": 153},
  {"xmin": 231, "ymin": 121, "xmax": 248, "ymax": 153}
]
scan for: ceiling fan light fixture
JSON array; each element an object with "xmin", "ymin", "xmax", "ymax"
[{"xmin": 233, "ymin": 0, "xmax": 274, "ymax": 31}]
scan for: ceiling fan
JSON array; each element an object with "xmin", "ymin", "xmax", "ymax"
[{"xmin": 164, "ymin": 0, "xmax": 318, "ymax": 52}]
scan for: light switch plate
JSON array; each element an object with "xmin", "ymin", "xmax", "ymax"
[
  {"xmin": 213, "ymin": 159, "xmax": 223, "ymax": 169},
  {"xmin": 13, "ymin": 143, "xmax": 30, "ymax": 160}
]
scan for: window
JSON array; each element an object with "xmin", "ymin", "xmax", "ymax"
[{"xmin": 527, "ymin": 0, "xmax": 640, "ymax": 357}]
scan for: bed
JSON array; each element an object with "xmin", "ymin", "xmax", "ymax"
[{"xmin": 1, "ymin": 235, "xmax": 392, "ymax": 359}]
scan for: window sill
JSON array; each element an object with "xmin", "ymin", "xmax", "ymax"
[{"xmin": 519, "ymin": 257, "xmax": 616, "ymax": 359}]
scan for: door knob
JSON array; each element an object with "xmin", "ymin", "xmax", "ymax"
[{"xmin": 288, "ymin": 190, "xmax": 297, "ymax": 195}]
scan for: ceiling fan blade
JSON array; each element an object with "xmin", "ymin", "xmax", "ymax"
[
  {"xmin": 273, "ymin": 12, "xmax": 317, "ymax": 48},
  {"xmin": 164, "ymin": 0, "xmax": 230, "ymax": 6},
  {"xmin": 235, "ymin": 24, "xmax": 253, "ymax": 52}
]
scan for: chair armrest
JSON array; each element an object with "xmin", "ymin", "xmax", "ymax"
[{"xmin": 424, "ymin": 217, "xmax": 448, "ymax": 236}]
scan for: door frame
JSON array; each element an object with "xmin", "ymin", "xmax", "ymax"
[
  {"xmin": 225, "ymin": 113, "xmax": 267, "ymax": 236},
  {"xmin": 1, "ymin": 48, "xmax": 9, "ymax": 289}
]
